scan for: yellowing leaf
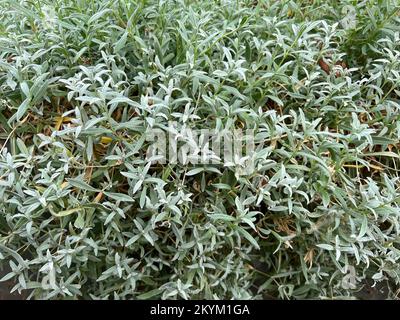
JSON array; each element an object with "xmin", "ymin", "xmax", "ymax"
[
  {"xmin": 55, "ymin": 116, "xmax": 63, "ymax": 130},
  {"xmin": 100, "ymin": 136, "xmax": 113, "ymax": 144},
  {"xmin": 93, "ymin": 192, "xmax": 103, "ymax": 203}
]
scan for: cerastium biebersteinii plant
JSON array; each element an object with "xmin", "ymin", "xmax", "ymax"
[{"xmin": 0, "ymin": 0, "xmax": 400, "ymax": 299}]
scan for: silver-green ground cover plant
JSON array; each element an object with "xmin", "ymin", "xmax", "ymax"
[{"xmin": 0, "ymin": 0, "xmax": 400, "ymax": 299}]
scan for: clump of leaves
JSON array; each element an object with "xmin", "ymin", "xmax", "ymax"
[{"xmin": 0, "ymin": 0, "xmax": 400, "ymax": 300}]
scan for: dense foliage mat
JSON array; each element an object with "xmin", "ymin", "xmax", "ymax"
[{"xmin": 1, "ymin": 0, "xmax": 400, "ymax": 299}]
